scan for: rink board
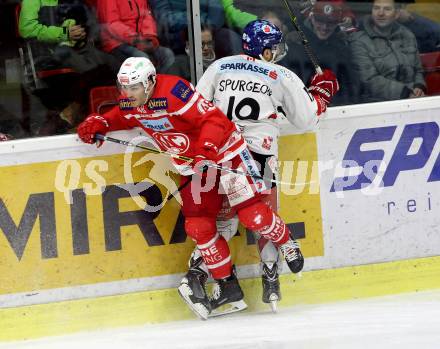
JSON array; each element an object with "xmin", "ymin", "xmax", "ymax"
[
  {"xmin": 1, "ymin": 97, "xmax": 440, "ymax": 340},
  {"xmin": 0, "ymin": 255, "xmax": 439, "ymax": 341},
  {"xmin": 0, "ymin": 130, "xmax": 322, "ymax": 305}
]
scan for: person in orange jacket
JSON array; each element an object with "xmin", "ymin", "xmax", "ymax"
[{"xmin": 96, "ymin": 0, "xmax": 174, "ymax": 72}]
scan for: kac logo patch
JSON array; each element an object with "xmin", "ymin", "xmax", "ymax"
[
  {"xmin": 152, "ymin": 132, "xmax": 190, "ymax": 154},
  {"xmin": 171, "ymin": 80, "xmax": 194, "ymax": 102}
]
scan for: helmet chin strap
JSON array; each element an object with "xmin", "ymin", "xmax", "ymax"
[{"xmin": 143, "ymin": 79, "xmax": 156, "ymax": 104}]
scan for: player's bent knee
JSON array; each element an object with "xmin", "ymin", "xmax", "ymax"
[
  {"xmin": 237, "ymin": 201, "xmax": 273, "ymax": 231},
  {"xmin": 185, "ymin": 216, "xmax": 217, "ymax": 243}
]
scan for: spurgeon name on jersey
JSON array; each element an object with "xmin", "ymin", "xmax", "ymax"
[
  {"xmin": 218, "ymin": 79, "xmax": 273, "ymax": 96},
  {"xmin": 196, "ymin": 54, "xmax": 318, "ymax": 156}
]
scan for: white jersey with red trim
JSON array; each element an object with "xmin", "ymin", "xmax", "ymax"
[{"xmin": 196, "ymin": 54, "xmax": 319, "ymax": 156}]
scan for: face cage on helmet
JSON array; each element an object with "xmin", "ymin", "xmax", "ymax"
[
  {"xmin": 272, "ymin": 42, "xmax": 288, "ymax": 63},
  {"xmin": 260, "ymin": 42, "xmax": 287, "ymax": 63}
]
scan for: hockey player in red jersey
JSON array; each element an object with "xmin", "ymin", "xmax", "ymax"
[
  {"xmin": 77, "ymin": 56, "xmax": 315, "ymax": 320},
  {"xmin": 180, "ymin": 19, "xmax": 339, "ymax": 313}
]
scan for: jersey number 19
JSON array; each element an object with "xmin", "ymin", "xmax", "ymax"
[{"xmin": 226, "ymin": 96, "xmax": 260, "ymax": 121}]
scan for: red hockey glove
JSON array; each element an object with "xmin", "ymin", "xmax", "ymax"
[
  {"xmin": 77, "ymin": 115, "xmax": 109, "ymax": 145},
  {"xmin": 308, "ymin": 69, "xmax": 339, "ymax": 104},
  {"xmin": 193, "ymin": 141, "xmax": 218, "ymax": 176},
  {"xmin": 308, "ymin": 69, "xmax": 339, "ymax": 114},
  {"xmin": 0, "ymin": 133, "xmax": 12, "ymax": 141}
]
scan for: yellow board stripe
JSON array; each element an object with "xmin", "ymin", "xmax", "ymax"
[{"xmin": 1, "ymin": 256, "xmax": 440, "ymax": 342}]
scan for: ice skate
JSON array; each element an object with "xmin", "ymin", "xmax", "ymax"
[
  {"xmin": 209, "ymin": 266, "xmax": 247, "ymax": 317},
  {"xmin": 262, "ymin": 262, "xmax": 281, "ymax": 313},
  {"xmin": 279, "ymin": 238, "xmax": 304, "ymax": 273},
  {"xmin": 178, "ymin": 253, "xmax": 211, "ymax": 320}
]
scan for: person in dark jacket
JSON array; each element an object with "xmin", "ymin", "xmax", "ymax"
[
  {"xmin": 398, "ymin": 6, "xmax": 440, "ymax": 54},
  {"xmin": 281, "ymin": 2, "xmax": 360, "ymax": 106},
  {"xmin": 349, "ymin": 0, "xmax": 426, "ymax": 102}
]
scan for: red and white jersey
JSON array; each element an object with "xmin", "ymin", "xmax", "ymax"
[
  {"xmin": 196, "ymin": 54, "xmax": 319, "ymax": 156},
  {"xmin": 94, "ymin": 74, "xmax": 246, "ymax": 175}
]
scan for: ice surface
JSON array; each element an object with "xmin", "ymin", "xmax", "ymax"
[{"xmin": 1, "ymin": 290, "xmax": 440, "ymax": 349}]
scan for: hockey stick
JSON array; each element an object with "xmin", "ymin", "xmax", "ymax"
[
  {"xmin": 95, "ymin": 134, "xmax": 193, "ymax": 202},
  {"xmin": 95, "ymin": 134, "xmax": 194, "ymax": 162},
  {"xmin": 166, "ymin": 176, "xmax": 191, "ymax": 202},
  {"xmin": 95, "ymin": 134, "xmax": 313, "ymax": 187},
  {"xmin": 281, "ymin": 0, "xmax": 323, "ymax": 75}
]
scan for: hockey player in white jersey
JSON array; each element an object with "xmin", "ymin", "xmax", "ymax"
[{"xmin": 179, "ymin": 19, "xmax": 339, "ymax": 316}]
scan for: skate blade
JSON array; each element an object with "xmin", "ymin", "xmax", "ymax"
[
  {"xmin": 268, "ymin": 293, "xmax": 279, "ymax": 313},
  {"xmin": 178, "ymin": 284, "xmax": 210, "ymax": 321},
  {"xmin": 269, "ymin": 300, "xmax": 278, "ymax": 313},
  {"xmin": 209, "ymin": 300, "xmax": 248, "ymax": 318}
]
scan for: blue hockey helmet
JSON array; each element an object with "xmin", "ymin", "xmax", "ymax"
[{"xmin": 242, "ymin": 19, "xmax": 283, "ymax": 59}]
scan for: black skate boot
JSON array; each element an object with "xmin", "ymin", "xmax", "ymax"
[
  {"xmin": 279, "ymin": 238, "xmax": 304, "ymax": 273},
  {"xmin": 178, "ymin": 252, "xmax": 211, "ymax": 320},
  {"xmin": 262, "ymin": 262, "xmax": 281, "ymax": 313},
  {"xmin": 209, "ymin": 266, "xmax": 247, "ymax": 317}
]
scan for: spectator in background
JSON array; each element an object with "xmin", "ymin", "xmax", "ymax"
[
  {"xmin": 150, "ymin": 0, "xmax": 241, "ymax": 58},
  {"xmin": 350, "ymin": 0, "xmax": 426, "ymax": 102},
  {"xmin": 19, "ymin": 0, "xmax": 117, "ymax": 73},
  {"xmin": 398, "ymin": 5, "xmax": 440, "ymax": 53},
  {"xmin": 0, "ymin": 133, "xmax": 12, "ymax": 142},
  {"xmin": 281, "ymin": 2, "xmax": 360, "ymax": 105},
  {"xmin": 299, "ymin": 0, "xmax": 358, "ymax": 33},
  {"xmin": 19, "ymin": 0, "xmax": 118, "ymax": 135},
  {"xmin": 166, "ymin": 25, "xmax": 216, "ymax": 80},
  {"xmin": 96, "ymin": 0, "xmax": 174, "ymax": 73},
  {"xmin": 261, "ymin": 11, "xmax": 290, "ymax": 63},
  {"xmin": 221, "ymin": 0, "xmax": 257, "ymax": 32}
]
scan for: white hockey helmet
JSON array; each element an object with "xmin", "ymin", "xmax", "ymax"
[{"xmin": 117, "ymin": 57, "xmax": 156, "ymax": 95}]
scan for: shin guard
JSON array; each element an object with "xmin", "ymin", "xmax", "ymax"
[
  {"xmin": 237, "ymin": 201, "xmax": 290, "ymax": 246},
  {"xmin": 185, "ymin": 216, "xmax": 232, "ymax": 279},
  {"xmin": 197, "ymin": 234, "xmax": 232, "ymax": 279}
]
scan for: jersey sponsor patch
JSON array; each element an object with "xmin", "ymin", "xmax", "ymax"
[
  {"xmin": 119, "ymin": 98, "xmax": 134, "ymax": 110},
  {"xmin": 268, "ymin": 70, "xmax": 278, "ymax": 80},
  {"xmin": 171, "ymin": 80, "xmax": 194, "ymax": 102},
  {"xmin": 219, "ymin": 62, "xmax": 275, "ymax": 79},
  {"xmin": 147, "ymin": 97, "xmax": 168, "ymax": 110},
  {"xmin": 139, "ymin": 117, "xmax": 173, "ymax": 131}
]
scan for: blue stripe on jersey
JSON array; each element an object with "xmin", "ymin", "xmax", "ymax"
[{"xmin": 239, "ymin": 148, "xmax": 267, "ymax": 193}]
